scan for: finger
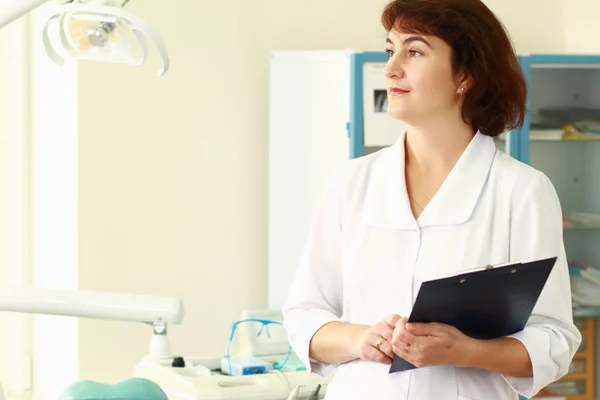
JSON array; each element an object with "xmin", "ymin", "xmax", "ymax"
[
  {"xmin": 392, "ymin": 319, "xmax": 418, "ymax": 350},
  {"xmin": 375, "ymin": 321, "xmax": 395, "ymax": 342},
  {"xmin": 406, "ymin": 322, "xmax": 446, "ymax": 337},
  {"xmin": 378, "ymin": 339, "xmax": 395, "ymax": 360},
  {"xmin": 395, "ymin": 316, "xmax": 409, "ymax": 331},
  {"xmin": 389, "ymin": 332, "xmax": 414, "ymax": 364},
  {"xmin": 392, "ymin": 321, "xmax": 405, "ymax": 351},
  {"xmin": 371, "ymin": 332, "xmax": 392, "ymax": 358},
  {"xmin": 392, "ymin": 317, "xmax": 406, "ymax": 335},
  {"xmin": 384, "ymin": 314, "xmax": 402, "ymax": 329},
  {"xmin": 396, "ymin": 341, "xmax": 411, "ymax": 358},
  {"xmin": 392, "ymin": 318, "xmax": 406, "ymax": 342},
  {"xmin": 393, "ymin": 337, "xmax": 415, "ymax": 356},
  {"xmin": 365, "ymin": 344, "xmax": 392, "ymax": 365}
]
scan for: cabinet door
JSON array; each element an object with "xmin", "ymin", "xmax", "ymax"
[
  {"xmin": 523, "ymin": 57, "xmax": 600, "ymax": 400},
  {"xmin": 268, "ymin": 51, "xmax": 351, "ymax": 309},
  {"xmin": 524, "ymin": 57, "xmax": 600, "ymax": 283},
  {"xmin": 522, "ymin": 55, "xmax": 600, "ymax": 399}
]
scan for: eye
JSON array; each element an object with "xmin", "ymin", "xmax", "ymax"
[
  {"xmin": 385, "ymin": 49, "xmax": 394, "ymax": 58},
  {"xmin": 409, "ymin": 49, "xmax": 422, "ymax": 57}
]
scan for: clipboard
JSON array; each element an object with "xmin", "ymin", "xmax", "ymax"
[{"xmin": 389, "ymin": 256, "xmax": 557, "ymax": 373}]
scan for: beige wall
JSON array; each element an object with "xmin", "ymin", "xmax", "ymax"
[
  {"xmin": 77, "ymin": 0, "xmax": 566, "ymax": 382},
  {"xmin": 564, "ymin": 0, "xmax": 600, "ymax": 53},
  {"xmin": 487, "ymin": 0, "xmax": 565, "ymax": 53}
]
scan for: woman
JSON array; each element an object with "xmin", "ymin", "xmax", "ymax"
[{"xmin": 282, "ymin": 0, "xmax": 581, "ymax": 399}]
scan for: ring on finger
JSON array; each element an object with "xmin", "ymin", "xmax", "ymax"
[{"xmin": 375, "ymin": 337, "xmax": 385, "ymax": 349}]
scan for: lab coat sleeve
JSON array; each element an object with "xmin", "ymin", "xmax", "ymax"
[
  {"xmin": 282, "ymin": 167, "xmax": 345, "ymax": 377},
  {"xmin": 502, "ymin": 173, "xmax": 582, "ymax": 398}
]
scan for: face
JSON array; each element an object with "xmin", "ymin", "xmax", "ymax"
[{"xmin": 383, "ymin": 28, "xmax": 465, "ymax": 124}]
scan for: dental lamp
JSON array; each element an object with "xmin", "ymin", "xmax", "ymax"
[
  {"xmin": 0, "ymin": 0, "xmax": 169, "ymax": 76},
  {"xmin": 0, "ymin": 286, "xmax": 184, "ymax": 359}
]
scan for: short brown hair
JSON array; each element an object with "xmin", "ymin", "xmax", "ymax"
[{"xmin": 382, "ymin": 0, "xmax": 527, "ymax": 137}]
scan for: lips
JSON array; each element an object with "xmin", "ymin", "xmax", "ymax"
[{"xmin": 390, "ymin": 87, "xmax": 409, "ymax": 95}]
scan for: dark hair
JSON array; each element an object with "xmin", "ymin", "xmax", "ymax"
[{"xmin": 382, "ymin": 0, "xmax": 527, "ymax": 137}]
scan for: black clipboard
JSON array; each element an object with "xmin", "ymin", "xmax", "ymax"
[{"xmin": 389, "ymin": 256, "xmax": 557, "ymax": 373}]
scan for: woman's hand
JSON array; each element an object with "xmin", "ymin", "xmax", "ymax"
[
  {"xmin": 391, "ymin": 318, "xmax": 477, "ymax": 368},
  {"xmin": 352, "ymin": 314, "xmax": 402, "ymax": 365}
]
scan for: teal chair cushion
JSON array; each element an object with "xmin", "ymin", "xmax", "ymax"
[{"xmin": 58, "ymin": 377, "xmax": 167, "ymax": 400}]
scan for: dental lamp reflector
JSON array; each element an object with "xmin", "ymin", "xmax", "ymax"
[
  {"xmin": 43, "ymin": 2, "xmax": 170, "ymax": 76},
  {"xmin": 0, "ymin": 0, "xmax": 169, "ymax": 76}
]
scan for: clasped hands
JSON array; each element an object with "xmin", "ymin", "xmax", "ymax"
[{"xmin": 354, "ymin": 314, "xmax": 477, "ymax": 368}]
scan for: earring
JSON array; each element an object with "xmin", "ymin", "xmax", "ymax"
[{"xmin": 458, "ymin": 87, "xmax": 465, "ymax": 95}]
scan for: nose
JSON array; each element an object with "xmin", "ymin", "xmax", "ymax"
[{"xmin": 383, "ymin": 53, "xmax": 405, "ymax": 80}]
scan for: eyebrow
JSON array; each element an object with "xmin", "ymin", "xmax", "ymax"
[{"xmin": 386, "ymin": 35, "xmax": 431, "ymax": 48}]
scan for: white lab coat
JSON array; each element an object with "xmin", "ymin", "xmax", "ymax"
[{"xmin": 282, "ymin": 130, "xmax": 582, "ymax": 400}]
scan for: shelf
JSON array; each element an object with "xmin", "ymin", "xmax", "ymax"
[
  {"xmin": 564, "ymin": 223, "xmax": 600, "ymax": 231},
  {"xmin": 564, "ymin": 213, "xmax": 600, "ymax": 230},
  {"xmin": 532, "ymin": 139, "xmax": 600, "ymax": 143},
  {"xmin": 573, "ymin": 307, "xmax": 600, "ymax": 318},
  {"xmin": 496, "ymin": 138, "xmax": 600, "ymax": 143},
  {"xmin": 563, "ymin": 372, "xmax": 587, "ymax": 380},
  {"xmin": 564, "ymin": 220, "xmax": 600, "ymax": 230}
]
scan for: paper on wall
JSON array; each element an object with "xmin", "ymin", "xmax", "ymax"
[{"xmin": 362, "ymin": 61, "xmax": 406, "ymax": 147}]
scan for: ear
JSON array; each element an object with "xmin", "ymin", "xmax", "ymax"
[{"xmin": 456, "ymin": 72, "xmax": 472, "ymax": 95}]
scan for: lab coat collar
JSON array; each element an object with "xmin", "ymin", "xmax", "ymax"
[{"xmin": 364, "ymin": 129, "xmax": 497, "ymax": 229}]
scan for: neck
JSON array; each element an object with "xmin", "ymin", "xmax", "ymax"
[{"xmin": 404, "ymin": 117, "xmax": 475, "ymax": 174}]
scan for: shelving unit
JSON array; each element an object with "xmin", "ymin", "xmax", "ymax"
[
  {"xmin": 518, "ymin": 55, "xmax": 600, "ymax": 400},
  {"xmin": 535, "ymin": 318, "xmax": 595, "ymax": 399}
]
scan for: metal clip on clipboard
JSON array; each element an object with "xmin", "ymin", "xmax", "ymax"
[{"xmin": 455, "ymin": 261, "xmax": 522, "ymax": 276}]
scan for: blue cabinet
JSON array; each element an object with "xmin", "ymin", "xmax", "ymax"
[
  {"xmin": 518, "ymin": 54, "xmax": 600, "ymax": 321},
  {"xmin": 516, "ymin": 54, "xmax": 600, "ymax": 400}
]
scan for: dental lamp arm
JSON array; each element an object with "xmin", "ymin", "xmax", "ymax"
[
  {"xmin": 0, "ymin": 286, "xmax": 184, "ymax": 325},
  {"xmin": 0, "ymin": 288, "xmax": 183, "ymax": 400},
  {"xmin": 0, "ymin": 0, "xmax": 53, "ymax": 29}
]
